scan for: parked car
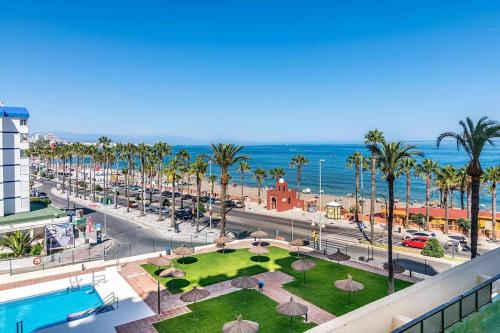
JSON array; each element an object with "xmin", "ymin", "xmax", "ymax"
[
  {"xmin": 128, "ymin": 201, "xmax": 139, "ymax": 208},
  {"xmin": 402, "ymin": 236, "xmax": 429, "ymax": 249},
  {"xmin": 234, "ymin": 201, "xmax": 245, "ymax": 208},
  {"xmin": 445, "ymin": 238, "xmax": 463, "ymax": 252},
  {"xmin": 175, "ymin": 209, "xmax": 194, "ymax": 220},
  {"xmin": 173, "ymin": 192, "xmax": 182, "ymax": 198},
  {"xmin": 403, "ymin": 231, "xmax": 436, "ymax": 240},
  {"xmin": 182, "ymin": 194, "xmax": 195, "ymax": 200},
  {"xmin": 38, "ymin": 192, "xmax": 48, "ymax": 199}
]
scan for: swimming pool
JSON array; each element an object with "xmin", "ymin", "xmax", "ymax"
[{"xmin": 0, "ymin": 284, "xmax": 103, "ymax": 333}]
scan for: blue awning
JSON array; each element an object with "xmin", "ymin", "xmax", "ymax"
[{"xmin": 0, "ymin": 106, "xmax": 30, "ymax": 119}]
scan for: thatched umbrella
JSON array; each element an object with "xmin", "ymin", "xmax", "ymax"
[
  {"xmin": 248, "ymin": 246, "xmax": 269, "ymax": 255},
  {"xmin": 231, "ymin": 274, "xmax": 258, "ymax": 303},
  {"xmin": 173, "ymin": 245, "xmax": 194, "ymax": 264},
  {"xmin": 327, "ymin": 249, "xmax": 351, "ymax": 270},
  {"xmin": 289, "ymin": 239, "xmax": 305, "ymax": 257},
  {"xmin": 215, "ymin": 236, "xmax": 234, "ymax": 253},
  {"xmin": 223, "ymin": 314, "xmax": 259, "ymax": 333},
  {"xmin": 159, "ymin": 264, "xmax": 186, "ymax": 290},
  {"xmin": 334, "ymin": 274, "xmax": 364, "ymax": 304},
  {"xmin": 148, "ymin": 255, "xmax": 171, "ymax": 270},
  {"xmin": 250, "ymin": 230, "xmax": 268, "ymax": 245},
  {"xmin": 180, "ymin": 286, "xmax": 210, "ymax": 318},
  {"xmin": 291, "ymin": 259, "xmax": 316, "ymax": 285},
  {"xmin": 276, "ymin": 297, "xmax": 308, "ymax": 331},
  {"xmin": 383, "ymin": 261, "xmax": 405, "ymax": 274}
]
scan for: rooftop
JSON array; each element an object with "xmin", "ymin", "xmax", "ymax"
[
  {"xmin": 0, "ymin": 106, "xmax": 30, "ymax": 119},
  {"xmin": 0, "ymin": 205, "xmax": 66, "ymax": 225}
]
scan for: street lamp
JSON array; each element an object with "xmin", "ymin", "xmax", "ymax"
[
  {"xmin": 312, "ymin": 159, "xmax": 326, "ymax": 251},
  {"xmin": 209, "ymin": 160, "xmax": 213, "ymax": 230}
]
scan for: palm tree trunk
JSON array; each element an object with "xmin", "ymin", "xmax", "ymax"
[
  {"xmin": 425, "ymin": 177, "xmax": 430, "ymax": 231},
  {"xmin": 258, "ymin": 187, "xmax": 261, "ymax": 205},
  {"xmin": 460, "ymin": 189, "xmax": 465, "ymax": 210},
  {"xmin": 297, "ymin": 167, "xmax": 302, "ymax": 200},
  {"xmin": 196, "ymin": 176, "xmax": 201, "ymax": 233},
  {"xmin": 219, "ymin": 174, "xmax": 228, "ymax": 237},
  {"xmin": 470, "ymin": 174, "xmax": 480, "ymax": 259},
  {"xmin": 92, "ymin": 158, "xmax": 96, "ymax": 202},
  {"xmin": 387, "ymin": 176, "xmax": 395, "ymax": 295},
  {"xmin": 354, "ymin": 165, "xmax": 359, "ymax": 222},
  {"xmin": 75, "ymin": 156, "xmax": 80, "ymax": 197},
  {"xmin": 126, "ymin": 169, "xmax": 130, "ymax": 213},
  {"xmin": 140, "ymin": 157, "xmax": 145, "ymax": 216},
  {"xmin": 158, "ymin": 168, "xmax": 163, "ymax": 221},
  {"xmin": 241, "ymin": 174, "xmax": 245, "ymax": 203},
  {"xmin": 491, "ymin": 183, "xmax": 496, "ymax": 242},
  {"xmin": 467, "ymin": 184, "xmax": 471, "ymax": 219},
  {"xmin": 404, "ymin": 172, "xmax": 410, "ymax": 228},
  {"xmin": 68, "ymin": 156, "xmax": 73, "ymax": 195},
  {"xmin": 62, "ymin": 160, "xmax": 66, "ymax": 193},
  {"xmin": 444, "ymin": 187, "xmax": 449, "ymax": 234},
  {"xmin": 171, "ymin": 177, "xmax": 176, "ymax": 228},
  {"xmin": 83, "ymin": 156, "xmax": 87, "ymax": 200},
  {"xmin": 370, "ymin": 155, "xmax": 376, "ymax": 243}
]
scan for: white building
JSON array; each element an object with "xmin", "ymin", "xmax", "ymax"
[{"xmin": 0, "ymin": 106, "xmax": 30, "ymax": 217}]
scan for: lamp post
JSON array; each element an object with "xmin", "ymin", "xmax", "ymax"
[
  {"xmin": 209, "ymin": 160, "xmax": 213, "ymax": 230},
  {"xmin": 312, "ymin": 159, "xmax": 326, "ymax": 251}
]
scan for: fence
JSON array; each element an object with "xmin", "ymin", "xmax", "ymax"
[{"xmin": 391, "ymin": 273, "xmax": 499, "ymax": 333}]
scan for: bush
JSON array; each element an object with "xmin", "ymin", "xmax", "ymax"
[
  {"xmin": 162, "ymin": 199, "xmax": 170, "ymax": 207},
  {"xmin": 421, "ymin": 238, "xmax": 445, "ymax": 258},
  {"xmin": 411, "ymin": 213, "xmax": 425, "ymax": 229},
  {"xmin": 49, "ymin": 174, "xmax": 55, "ymax": 179},
  {"xmin": 196, "ymin": 202, "xmax": 206, "ymax": 214},
  {"xmin": 95, "ymin": 184, "xmax": 103, "ymax": 192},
  {"xmin": 30, "ymin": 197, "xmax": 52, "ymax": 206},
  {"xmin": 30, "ymin": 243, "xmax": 44, "ymax": 256},
  {"xmin": 457, "ymin": 218, "xmax": 471, "ymax": 235}
]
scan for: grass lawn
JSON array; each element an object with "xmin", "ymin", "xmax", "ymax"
[
  {"xmin": 153, "ymin": 289, "xmax": 316, "ymax": 333},
  {"xmin": 142, "ymin": 246, "xmax": 412, "ymax": 316},
  {"xmin": 0, "ymin": 205, "xmax": 66, "ymax": 224}
]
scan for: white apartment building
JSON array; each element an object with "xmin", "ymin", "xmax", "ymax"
[{"xmin": 0, "ymin": 106, "xmax": 30, "ymax": 217}]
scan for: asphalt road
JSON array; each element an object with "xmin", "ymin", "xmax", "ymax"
[{"xmin": 45, "ymin": 183, "xmax": 454, "ymax": 275}]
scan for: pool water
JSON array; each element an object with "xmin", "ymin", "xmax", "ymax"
[
  {"xmin": 0, "ymin": 285, "xmax": 103, "ymax": 333},
  {"xmin": 448, "ymin": 295, "xmax": 500, "ymax": 333}
]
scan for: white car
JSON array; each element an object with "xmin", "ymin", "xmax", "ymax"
[{"xmin": 403, "ymin": 231, "xmax": 437, "ymax": 240}]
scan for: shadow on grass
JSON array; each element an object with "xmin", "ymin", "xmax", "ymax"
[
  {"xmin": 217, "ymin": 248, "xmax": 236, "ymax": 254},
  {"xmin": 250, "ymin": 255, "xmax": 270, "ymax": 263},
  {"xmin": 177, "ymin": 256, "xmax": 198, "ymax": 265},
  {"xmin": 165, "ymin": 278, "xmax": 191, "ymax": 293},
  {"xmin": 198, "ymin": 265, "xmax": 267, "ymax": 286}
]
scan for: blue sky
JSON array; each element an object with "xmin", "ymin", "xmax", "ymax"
[{"xmin": 1, "ymin": 1, "xmax": 500, "ymax": 143}]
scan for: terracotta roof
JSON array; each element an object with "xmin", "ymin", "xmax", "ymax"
[{"xmin": 395, "ymin": 207, "xmax": 500, "ymax": 220}]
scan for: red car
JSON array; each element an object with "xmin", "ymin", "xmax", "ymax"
[{"xmin": 402, "ymin": 236, "xmax": 429, "ymax": 249}]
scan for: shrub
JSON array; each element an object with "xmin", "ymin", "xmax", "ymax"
[
  {"xmin": 30, "ymin": 197, "xmax": 52, "ymax": 206},
  {"xmin": 30, "ymin": 243, "xmax": 44, "ymax": 256},
  {"xmin": 162, "ymin": 199, "xmax": 170, "ymax": 207},
  {"xmin": 196, "ymin": 202, "xmax": 206, "ymax": 214},
  {"xmin": 457, "ymin": 218, "xmax": 471, "ymax": 235},
  {"xmin": 421, "ymin": 238, "xmax": 445, "ymax": 258},
  {"xmin": 411, "ymin": 213, "xmax": 425, "ymax": 229},
  {"xmin": 49, "ymin": 174, "xmax": 55, "ymax": 179},
  {"xmin": 95, "ymin": 184, "xmax": 103, "ymax": 192}
]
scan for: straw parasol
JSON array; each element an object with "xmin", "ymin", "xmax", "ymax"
[
  {"xmin": 148, "ymin": 255, "xmax": 171, "ymax": 269},
  {"xmin": 291, "ymin": 259, "xmax": 316, "ymax": 285},
  {"xmin": 248, "ymin": 246, "xmax": 269, "ymax": 255},
  {"xmin": 276, "ymin": 297, "xmax": 308, "ymax": 331},
  {"xmin": 334, "ymin": 274, "xmax": 364, "ymax": 304},
  {"xmin": 231, "ymin": 275, "xmax": 258, "ymax": 303},
  {"xmin": 159, "ymin": 264, "xmax": 186, "ymax": 290},
  {"xmin": 289, "ymin": 239, "xmax": 305, "ymax": 257},
  {"xmin": 383, "ymin": 261, "xmax": 405, "ymax": 274},
  {"xmin": 327, "ymin": 249, "xmax": 351, "ymax": 270},
  {"xmin": 215, "ymin": 236, "xmax": 234, "ymax": 253},
  {"xmin": 180, "ymin": 286, "xmax": 210, "ymax": 318},
  {"xmin": 223, "ymin": 314, "xmax": 259, "ymax": 333},
  {"xmin": 250, "ymin": 230, "xmax": 268, "ymax": 245},
  {"xmin": 173, "ymin": 245, "xmax": 194, "ymax": 264}
]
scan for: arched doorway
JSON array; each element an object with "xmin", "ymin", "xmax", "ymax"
[{"xmin": 271, "ymin": 197, "xmax": 277, "ymax": 210}]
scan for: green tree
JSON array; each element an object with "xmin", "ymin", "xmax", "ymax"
[
  {"xmin": 136, "ymin": 143, "xmax": 151, "ymax": 216},
  {"xmin": 399, "ymin": 157, "xmax": 417, "ymax": 229},
  {"xmin": 211, "ymin": 144, "xmax": 249, "ymax": 236},
  {"xmin": 167, "ymin": 158, "xmax": 180, "ymax": 228},
  {"xmin": 421, "ymin": 238, "xmax": 445, "ymax": 258},
  {"xmin": 191, "ymin": 156, "xmax": 208, "ymax": 232},
  {"xmin": 176, "ymin": 149, "xmax": 191, "ymax": 209},
  {"xmin": 153, "ymin": 142, "xmax": 172, "ymax": 221},
  {"xmin": 346, "ymin": 152, "xmax": 368, "ymax": 223},
  {"xmin": 0, "ymin": 231, "xmax": 35, "ymax": 257},
  {"xmin": 269, "ymin": 167, "xmax": 285, "ymax": 181},
  {"xmin": 289, "ymin": 155, "xmax": 309, "ymax": 199},
  {"xmin": 435, "ymin": 165, "xmax": 458, "ymax": 234},
  {"xmin": 254, "ymin": 168, "xmax": 267, "ymax": 205},
  {"xmin": 239, "ymin": 161, "xmax": 251, "ymax": 203},
  {"xmin": 415, "ymin": 159, "xmax": 439, "ymax": 230},
  {"xmin": 97, "ymin": 136, "xmax": 112, "ymax": 200},
  {"xmin": 437, "ymin": 116, "xmax": 500, "ymax": 258},
  {"xmin": 411, "ymin": 213, "xmax": 425, "ymax": 230},
  {"xmin": 482, "ymin": 166, "xmax": 500, "ymax": 241},
  {"xmin": 456, "ymin": 218, "xmax": 471, "ymax": 236},
  {"xmin": 368, "ymin": 140, "xmax": 422, "ymax": 294}
]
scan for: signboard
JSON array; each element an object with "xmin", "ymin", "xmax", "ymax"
[
  {"xmin": 96, "ymin": 223, "xmax": 101, "ymax": 232},
  {"xmin": 45, "ymin": 223, "xmax": 75, "ymax": 251}
]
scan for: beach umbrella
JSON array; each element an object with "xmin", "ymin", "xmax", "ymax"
[
  {"xmin": 291, "ymin": 259, "xmax": 316, "ymax": 285},
  {"xmin": 215, "ymin": 236, "xmax": 234, "ymax": 253},
  {"xmin": 289, "ymin": 239, "xmax": 305, "ymax": 257},
  {"xmin": 383, "ymin": 261, "xmax": 405, "ymax": 274},
  {"xmin": 173, "ymin": 245, "xmax": 194, "ymax": 264},
  {"xmin": 231, "ymin": 275, "xmax": 258, "ymax": 303},
  {"xmin": 334, "ymin": 274, "xmax": 364, "ymax": 304},
  {"xmin": 180, "ymin": 286, "xmax": 210, "ymax": 318},
  {"xmin": 148, "ymin": 255, "xmax": 171, "ymax": 269},
  {"xmin": 159, "ymin": 264, "xmax": 186, "ymax": 290},
  {"xmin": 250, "ymin": 230, "xmax": 268, "ymax": 245},
  {"xmin": 276, "ymin": 297, "xmax": 308, "ymax": 331},
  {"xmin": 223, "ymin": 314, "xmax": 259, "ymax": 333},
  {"xmin": 327, "ymin": 249, "xmax": 351, "ymax": 270}
]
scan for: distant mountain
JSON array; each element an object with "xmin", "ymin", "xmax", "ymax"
[{"xmin": 49, "ymin": 131, "xmax": 209, "ymax": 145}]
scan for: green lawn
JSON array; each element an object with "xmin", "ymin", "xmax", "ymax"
[
  {"xmin": 153, "ymin": 289, "xmax": 316, "ymax": 333},
  {"xmin": 143, "ymin": 246, "xmax": 412, "ymax": 317},
  {"xmin": 0, "ymin": 205, "xmax": 66, "ymax": 224}
]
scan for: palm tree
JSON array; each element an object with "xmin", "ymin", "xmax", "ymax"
[
  {"xmin": 437, "ymin": 116, "xmax": 500, "ymax": 258},
  {"xmin": 124, "ymin": 143, "xmax": 136, "ymax": 212},
  {"xmin": 71, "ymin": 142, "xmax": 84, "ymax": 198},
  {"xmin": 415, "ymin": 159, "xmax": 439, "ymax": 230},
  {"xmin": 399, "ymin": 157, "xmax": 417, "ymax": 228},
  {"xmin": 211, "ymin": 144, "xmax": 249, "ymax": 237},
  {"xmin": 167, "ymin": 158, "xmax": 180, "ymax": 229},
  {"xmin": 364, "ymin": 129, "xmax": 385, "ymax": 242},
  {"xmin": 346, "ymin": 152, "xmax": 367, "ymax": 222},
  {"xmin": 269, "ymin": 168, "xmax": 285, "ymax": 181},
  {"xmin": 153, "ymin": 142, "xmax": 172, "ymax": 221},
  {"xmin": 191, "ymin": 156, "xmax": 208, "ymax": 232},
  {"xmin": 254, "ymin": 168, "xmax": 267, "ymax": 205},
  {"xmin": 239, "ymin": 161, "xmax": 251, "ymax": 203},
  {"xmin": 176, "ymin": 149, "xmax": 191, "ymax": 209},
  {"xmin": 87, "ymin": 145, "xmax": 99, "ymax": 203},
  {"xmin": 289, "ymin": 155, "xmax": 309, "ymax": 199},
  {"xmin": 209, "ymin": 174, "xmax": 217, "ymax": 197},
  {"xmin": 97, "ymin": 136, "xmax": 112, "ymax": 200},
  {"xmin": 436, "ymin": 165, "xmax": 458, "ymax": 234},
  {"xmin": 136, "ymin": 143, "xmax": 151, "ymax": 216},
  {"xmin": 112, "ymin": 143, "xmax": 124, "ymax": 209},
  {"xmin": 0, "ymin": 231, "xmax": 35, "ymax": 257},
  {"xmin": 457, "ymin": 167, "xmax": 468, "ymax": 210},
  {"xmin": 368, "ymin": 140, "xmax": 422, "ymax": 294},
  {"xmin": 482, "ymin": 166, "xmax": 500, "ymax": 241},
  {"xmin": 81, "ymin": 145, "xmax": 89, "ymax": 200}
]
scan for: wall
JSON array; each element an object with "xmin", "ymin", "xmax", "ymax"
[{"xmin": 307, "ymin": 247, "xmax": 500, "ymax": 333}]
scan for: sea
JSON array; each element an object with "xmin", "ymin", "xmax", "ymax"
[{"xmin": 167, "ymin": 141, "xmax": 499, "ymax": 209}]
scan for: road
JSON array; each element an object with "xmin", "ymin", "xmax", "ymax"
[{"xmin": 45, "ymin": 183, "xmax": 455, "ymax": 275}]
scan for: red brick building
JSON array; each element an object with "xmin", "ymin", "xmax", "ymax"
[{"xmin": 266, "ymin": 179, "xmax": 304, "ymax": 212}]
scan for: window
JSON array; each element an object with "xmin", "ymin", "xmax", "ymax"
[
  {"xmin": 20, "ymin": 149, "xmax": 27, "ymax": 158},
  {"xmin": 20, "ymin": 119, "xmax": 27, "ymax": 126},
  {"xmin": 20, "ymin": 133, "xmax": 28, "ymax": 143}
]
